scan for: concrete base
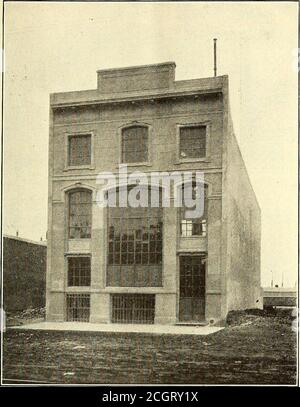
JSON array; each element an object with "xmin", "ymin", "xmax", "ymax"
[{"xmin": 10, "ymin": 321, "xmax": 223, "ymax": 336}]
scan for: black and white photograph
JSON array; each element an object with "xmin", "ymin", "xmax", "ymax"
[{"xmin": 0, "ymin": 1, "xmax": 298, "ymax": 388}]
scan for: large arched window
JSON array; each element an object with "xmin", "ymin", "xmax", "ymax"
[
  {"xmin": 121, "ymin": 125, "xmax": 149, "ymax": 163},
  {"xmin": 179, "ymin": 182, "xmax": 208, "ymax": 237},
  {"xmin": 68, "ymin": 189, "xmax": 92, "ymax": 239},
  {"xmin": 107, "ymin": 185, "xmax": 163, "ymax": 287}
]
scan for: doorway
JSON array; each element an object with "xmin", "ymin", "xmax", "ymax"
[{"xmin": 179, "ymin": 255, "xmax": 206, "ymax": 322}]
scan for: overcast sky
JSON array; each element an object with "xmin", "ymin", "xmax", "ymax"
[{"xmin": 3, "ymin": 2, "xmax": 298, "ymax": 287}]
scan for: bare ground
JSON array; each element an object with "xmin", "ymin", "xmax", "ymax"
[{"xmin": 2, "ymin": 309, "xmax": 297, "ymax": 385}]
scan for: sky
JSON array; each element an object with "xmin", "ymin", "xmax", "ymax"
[{"xmin": 3, "ymin": 2, "xmax": 298, "ymax": 287}]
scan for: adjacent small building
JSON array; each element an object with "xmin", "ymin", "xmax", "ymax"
[
  {"xmin": 3, "ymin": 235, "xmax": 47, "ymax": 312},
  {"xmin": 263, "ymin": 287, "xmax": 297, "ymax": 308},
  {"xmin": 46, "ymin": 62, "xmax": 261, "ymax": 325}
]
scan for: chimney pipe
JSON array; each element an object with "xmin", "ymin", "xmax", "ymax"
[{"xmin": 213, "ymin": 38, "xmax": 217, "ymax": 77}]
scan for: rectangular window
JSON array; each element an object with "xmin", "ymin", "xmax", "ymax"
[
  {"xmin": 179, "ymin": 126, "xmax": 206, "ymax": 159},
  {"xmin": 111, "ymin": 294, "xmax": 155, "ymax": 324},
  {"xmin": 181, "ymin": 219, "xmax": 207, "ymax": 237},
  {"xmin": 122, "ymin": 126, "xmax": 148, "ymax": 163},
  {"xmin": 68, "ymin": 134, "xmax": 91, "ymax": 166},
  {"xmin": 108, "ymin": 214, "xmax": 163, "ymax": 266},
  {"xmin": 180, "ymin": 183, "xmax": 207, "ymax": 237},
  {"xmin": 67, "ymin": 257, "xmax": 91, "ymax": 286},
  {"xmin": 66, "ymin": 294, "xmax": 90, "ymax": 322}
]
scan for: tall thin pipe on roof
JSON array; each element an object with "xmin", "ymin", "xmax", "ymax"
[
  {"xmin": 213, "ymin": 38, "xmax": 217, "ymax": 77},
  {"xmin": 271, "ymin": 270, "xmax": 273, "ymax": 288}
]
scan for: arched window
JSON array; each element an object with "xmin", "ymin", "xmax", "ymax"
[
  {"xmin": 179, "ymin": 182, "xmax": 208, "ymax": 237},
  {"xmin": 107, "ymin": 185, "xmax": 163, "ymax": 287},
  {"xmin": 121, "ymin": 125, "xmax": 149, "ymax": 163},
  {"xmin": 68, "ymin": 189, "xmax": 92, "ymax": 239}
]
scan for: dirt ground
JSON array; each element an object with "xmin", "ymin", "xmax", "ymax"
[{"xmin": 2, "ymin": 308, "xmax": 297, "ymax": 385}]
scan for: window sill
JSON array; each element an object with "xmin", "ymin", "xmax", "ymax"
[
  {"xmin": 174, "ymin": 157, "xmax": 210, "ymax": 165},
  {"xmin": 117, "ymin": 162, "xmax": 152, "ymax": 168},
  {"xmin": 65, "ymin": 286, "xmax": 92, "ymax": 292},
  {"xmin": 180, "ymin": 235, "xmax": 207, "ymax": 239},
  {"xmin": 66, "ymin": 239, "xmax": 92, "ymax": 249},
  {"xmin": 64, "ymin": 165, "xmax": 95, "ymax": 171}
]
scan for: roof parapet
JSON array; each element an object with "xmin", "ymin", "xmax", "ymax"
[{"xmin": 97, "ymin": 62, "xmax": 176, "ymax": 93}]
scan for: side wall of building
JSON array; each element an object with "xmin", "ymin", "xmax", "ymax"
[{"xmin": 222, "ymin": 89, "xmax": 261, "ymax": 315}]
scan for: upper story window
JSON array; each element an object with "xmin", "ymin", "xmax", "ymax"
[
  {"xmin": 121, "ymin": 126, "xmax": 148, "ymax": 163},
  {"xmin": 180, "ymin": 183, "xmax": 208, "ymax": 237},
  {"xmin": 68, "ymin": 189, "xmax": 92, "ymax": 239},
  {"xmin": 179, "ymin": 125, "xmax": 206, "ymax": 159},
  {"xmin": 68, "ymin": 134, "xmax": 91, "ymax": 166}
]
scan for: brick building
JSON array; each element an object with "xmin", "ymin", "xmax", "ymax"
[
  {"xmin": 3, "ymin": 235, "xmax": 47, "ymax": 311},
  {"xmin": 46, "ymin": 62, "xmax": 261, "ymax": 325}
]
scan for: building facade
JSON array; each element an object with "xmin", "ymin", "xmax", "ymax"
[{"xmin": 46, "ymin": 62, "xmax": 261, "ymax": 325}]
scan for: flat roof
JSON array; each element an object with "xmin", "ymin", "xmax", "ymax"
[
  {"xmin": 50, "ymin": 75, "xmax": 227, "ymax": 108},
  {"xmin": 3, "ymin": 234, "xmax": 47, "ymax": 247}
]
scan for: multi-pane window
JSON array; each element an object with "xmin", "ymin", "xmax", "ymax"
[
  {"xmin": 121, "ymin": 126, "xmax": 148, "ymax": 163},
  {"xmin": 179, "ymin": 125, "xmax": 206, "ymax": 159},
  {"xmin": 67, "ymin": 257, "xmax": 91, "ymax": 286},
  {"xmin": 68, "ymin": 190, "xmax": 92, "ymax": 239},
  {"xmin": 68, "ymin": 134, "xmax": 91, "ymax": 166},
  {"xmin": 181, "ymin": 219, "xmax": 207, "ymax": 237},
  {"xmin": 66, "ymin": 294, "xmax": 90, "ymax": 322},
  {"xmin": 180, "ymin": 183, "xmax": 207, "ymax": 237},
  {"xmin": 107, "ymin": 186, "xmax": 163, "ymax": 287}
]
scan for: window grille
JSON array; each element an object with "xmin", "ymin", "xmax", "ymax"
[
  {"xmin": 111, "ymin": 294, "xmax": 155, "ymax": 324},
  {"xmin": 66, "ymin": 293, "xmax": 90, "ymax": 322}
]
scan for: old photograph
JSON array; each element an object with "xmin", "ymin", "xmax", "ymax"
[{"xmin": 0, "ymin": 1, "xmax": 298, "ymax": 387}]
